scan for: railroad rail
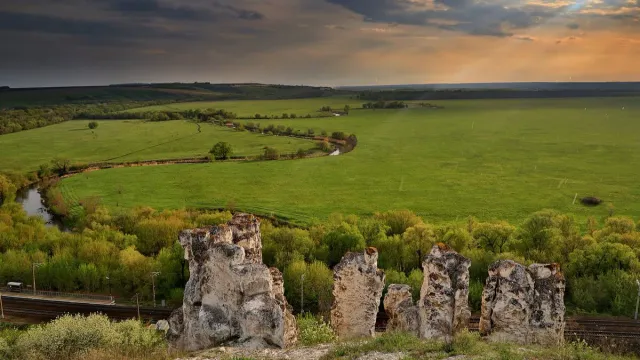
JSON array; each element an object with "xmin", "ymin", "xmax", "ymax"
[{"xmin": 1, "ymin": 295, "xmax": 173, "ymax": 323}]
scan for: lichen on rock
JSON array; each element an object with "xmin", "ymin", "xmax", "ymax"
[
  {"xmin": 383, "ymin": 284, "xmax": 420, "ymax": 335},
  {"xmin": 331, "ymin": 247, "xmax": 385, "ymax": 338}
]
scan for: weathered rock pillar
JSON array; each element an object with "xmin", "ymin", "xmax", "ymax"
[
  {"xmin": 528, "ymin": 263, "xmax": 566, "ymax": 345},
  {"xmin": 168, "ymin": 214, "xmax": 297, "ymax": 351},
  {"xmin": 331, "ymin": 247, "xmax": 385, "ymax": 338},
  {"xmin": 480, "ymin": 260, "xmax": 565, "ymax": 345},
  {"xmin": 418, "ymin": 244, "xmax": 471, "ymax": 342},
  {"xmin": 383, "ymin": 284, "xmax": 420, "ymax": 335}
]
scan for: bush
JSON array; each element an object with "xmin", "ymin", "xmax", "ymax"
[
  {"xmin": 88, "ymin": 121, "xmax": 99, "ymax": 129},
  {"xmin": 11, "ymin": 314, "xmax": 165, "ymax": 360},
  {"xmin": 263, "ymin": 147, "xmax": 280, "ymax": 160},
  {"xmin": 210, "ymin": 141, "xmax": 233, "ymax": 160},
  {"xmin": 296, "ymin": 313, "xmax": 336, "ymax": 345}
]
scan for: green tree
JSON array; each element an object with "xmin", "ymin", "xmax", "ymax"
[
  {"xmin": 321, "ymin": 222, "xmax": 366, "ymax": 266},
  {"xmin": 343, "ymin": 105, "xmax": 350, "ymax": 114},
  {"xmin": 88, "ymin": 121, "xmax": 99, "ymax": 129},
  {"xmin": 263, "ymin": 147, "xmax": 280, "ymax": 160},
  {"xmin": 472, "ymin": 222, "xmax": 515, "ymax": 254},
  {"xmin": 209, "ymin": 141, "xmax": 233, "ymax": 160}
]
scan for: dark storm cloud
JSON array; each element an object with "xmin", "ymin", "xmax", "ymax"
[
  {"xmin": 326, "ymin": 0, "xmax": 640, "ymax": 37},
  {"xmin": 106, "ymin": 0, "xmax": 264, "ymax": 21},
  {"xmin": 0, "ymin": 10, "xmax": 184, "ymax": 41},
  {"xmin": 326, "ymin": 0, "xmax": 558, "ymax": 37}
]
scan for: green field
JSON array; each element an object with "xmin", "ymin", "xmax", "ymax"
[
  {"xmin": 55, "ymin": 96, "xmax": 640, "ymax": 224},
  {"xmin": 124, "ymin": 97, "xmax": 363, "ymax": 117},
  {"xmin": 0, "ymin": 120, "xmax": 314, "ymax": 171}
]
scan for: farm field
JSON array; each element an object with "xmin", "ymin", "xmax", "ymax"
[
  {"xmin": 57, "ymin": 96, "xmax": 640, "ymax": 225},
  {"xmin": 0, "ymin": 120, "xmax": 314, "ymax": 171},
  {"xmin": 124, "ymin": 96, "xmax": 363, "ymax": 117}
]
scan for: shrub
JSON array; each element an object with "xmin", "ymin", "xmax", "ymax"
[
  {"xmin": 296, "ymin": 313, "xmax": 336, "ymax": 345},
  {"xmin": 263, "ymin": 147, "xmax": 280, "ymax": 160},
  {"xmin": 12, "ymin": 314, "xmax": 165, "ymax": 360},
  {"xmin": 88, "ymin": 121, "xmax": 99, "ymax": 129},
  {"xmin": 194, "ymin": 211, "xmax": 233, "ymax": 227}
]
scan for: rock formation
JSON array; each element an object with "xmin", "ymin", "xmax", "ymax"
[
  {"xmin": 383, "ymin": 244, "xmax": 470, "ymax": 342},
  {"xmin": 331, "ymin": 247, "xmax": 385, "ymax": 338},
  {"xmin": 528, "ymin": 263, "xmax": 566, "ymax": 345},
  {"xmin": 383, "ymin": 284, "xmax": 420, "ymax": 335},
  {"xmin": 167, "ymin": 214, "xmax": 297, "ymax": 351},
  {"xmin": 270, "ymin": 267, "xmax": 299, "ymax": 347},
  {"xmin": 178, "ymin": 213, "xmax": 262, "ymax": 264},
  {"xmin": 479, "ymin": 260, "xmax": 565, "ymax": 345},
  {"xmin": 419, "ymin": 243, "xmax": 471, "ymax": 342}
]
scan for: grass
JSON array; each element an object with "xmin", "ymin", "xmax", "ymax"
[
  {"xmin": 123, "ymin": 96, "xmax": 363, "ymax": 117},
  {"xmin": 0, "ymin": 120, "xmax": 314, "ymax": 171},
  {"xmin": 319, "ymin": 331, "xmax": 636, "ymax": 360},
  {"xmin": 56, "ymin": 96, "xmax": 640, "ymax": 225}
]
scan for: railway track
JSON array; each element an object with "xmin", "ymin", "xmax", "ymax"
[{"xmin": 1, "ymin": 296, "xmax": 174, "ymax": 323}]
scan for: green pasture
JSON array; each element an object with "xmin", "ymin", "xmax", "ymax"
[
  {"xmin": 0, "ymin": 120, "xmax": 314, "ymax": 171},
  {"xmin": 123, "ymin": 96, "xmax": 363, "ymax": 117},
  {"xmin": 57, "ymin": 96, "xmax": 640, "ymax": 224}
]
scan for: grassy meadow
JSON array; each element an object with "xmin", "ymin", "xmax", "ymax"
[
  {"xmin": 0, "ymin": 119, "xmax": 314, "ymax": 171},
  {"xmin": 55, "ymin": 96, "xmax": 640, "ymax": 225}
]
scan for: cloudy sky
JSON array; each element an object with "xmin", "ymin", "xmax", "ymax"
[{"xmin": 1, "ymin": 0, "xmax": 639, "ymax": 87}]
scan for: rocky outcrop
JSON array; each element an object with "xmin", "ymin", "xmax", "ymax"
[
  {"xmin": 270, "ymin": 267, "xmax": 299, "ymax": 347},
  {"xmin": 528, "ymin": 264, "xmax": 565, "ymax": 345},
  {"xmin": 479, "ymin": 260, "xmax": 565, "ymax": 345},
  {"xmin": 331, "ymin": 248, "xmax": 385, "ymax": 338},
  {"xmin": 383, "ymin": 284, "xmax": 419, "ymax": 335},
  {"xmin": 178, "ymin": 213, "xmax": 262, "ymax": 264},
  {"xmin": 383, "ymin": 244, "xmax": 470, "ymax": 341},
  {"xmin": 418, "ymin": 244, "xmax": 471, "ymax": 342},
  {"xmin": 168, "ymin": 214, "xmax": 296, "ymax": 351}
]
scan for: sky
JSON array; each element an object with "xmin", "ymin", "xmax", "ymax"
[{"xmin": 1, "ymin": 0, "xmax": 639, "ymax": 87}]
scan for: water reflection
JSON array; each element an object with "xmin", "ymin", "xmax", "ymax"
[{"xmin": 15, "ymin": 186, "xmax": 65, "ymax": 230}]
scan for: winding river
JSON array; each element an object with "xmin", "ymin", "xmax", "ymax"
[{"xmin": 16, "ymin": 186, "xmax": 65, "ymax": 230}]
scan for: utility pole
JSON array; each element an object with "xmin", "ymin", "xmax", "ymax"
[
  {"xmin": 32, "ymin": 262, "xmax": 43, "ymax": 295},
  {"xmin": 0, "ymin": 290, "xmax": 4, "ymax": 319},
  {"xmin": 106, "ymin": 276, "xmax": 111, "ymax": 296},
  {"xmin": 134, "ymin": 293, "xmax": 141, "ymax": 321},
  {"xmin": 300, "ymin": 273, "xmax": 305, "ymax": 314},
  {"xmin": 151, "ymin": 272, "xmax": 160, "ymax": 307},
  {"xmin": 635, "ymin": 279, "xmax": 640, "ymax": 321}
]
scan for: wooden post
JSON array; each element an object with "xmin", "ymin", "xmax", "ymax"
[{"xmin": 0, "ymin": 291, "xmax": 4, "ymax": 319}]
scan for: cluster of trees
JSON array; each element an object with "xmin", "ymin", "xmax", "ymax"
[
  {"xmin": 362, "ymin": 101, "xmax": 408, "ymax": 109},
  {"xmin": 81, "ymin": 108, "xmax": 239, "ymax": 122},
  {"xmin": 320, "ymin": 105, "xmax": 351, "ymax": 114},
  {"xmin": 0, "ymin": 193, "xmax": 237, "ymax": 306},
  {"xmin": 263, "ymin": 210, "xmax": 640, "ymax": 316},
  {"xmin": 0, "ymin": 107, "xmax": 75, "ymax": 135}
]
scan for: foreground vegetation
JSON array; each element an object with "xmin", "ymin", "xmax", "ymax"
[
  {"xmin": 60, "ymin": 96, "xmax": 640, "ymax": 224},
  {"xmin": 0, "ymin": 314, "xmax": 167, "ymax": 360},
  {"xmin": 2, "ymin": 313, "xmax": 636, "ymax": 360}
]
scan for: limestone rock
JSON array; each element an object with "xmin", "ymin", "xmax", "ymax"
[
  {"xmin": 528, "ymin": 263, "xmax": 565, "ymax": 345},
  {"xmin": 169, "ymin": 214, "xmax": 296, "ymax": 351},
  {"xmin": 178, "ymin": 213, "xmax": 262, "ymax": 264},
  {"xmin": 479, "ymin": 260, "xmax": 565, "ymax": 345},
  {"xmin": 270, "ymin": 267, "xmax": 299, "ymax": 347},
  {"xmin": 418, "ymin": 244, "xmax": 471, "ymax": 342},
  {"xmin": 331, "ymin": 247, "xmax": 385, "ymax": 338},
  {"xmin": 479, "ymin": 260, "xmax": 533, "ymax": 344},
  {"xmin": 383, "ymin": 284, "xmax": 419, "ymax": 335}
]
